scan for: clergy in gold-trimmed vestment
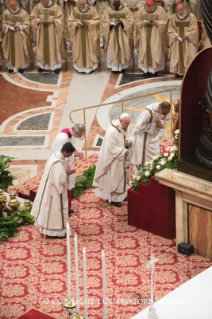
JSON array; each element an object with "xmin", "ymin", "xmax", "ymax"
[
  {"xmin": 135, "ymin": 0, "xmax": 168, "ymax": 74},
  {"xmin": 68, "ymin": 0, "xmax": 100, "ymax": 73},
  {"xmin": 102, "ymin": 0, "xmax": 133, "ymax": 72},
  {"xmin": 131, "ymin": 102, "xmax": 170, "ymax": 173},
  {"xmin": 64, "ymin": 0, "xmax": 76, "ymax": 48},
  {"xmin": 30, "ymin": 0, "xmax": 65, "ymax": 73},
  {"xmin": 168, "ymin": 2, "xmax": 199, "ymax": 77},
  {"xmin": 31, "ymin": 142, "xmax": 76, "ymax": 238},
  {"xmin": 95, "ymin": 0, "xmax": 108, "ymax": 48},
  {"xmin": 93, "ymin": 113, "xmax": 133, "ymax": 208},
  {"xmin": 2, "ymin": 0, "xmax": 32, "ymax": 72}
]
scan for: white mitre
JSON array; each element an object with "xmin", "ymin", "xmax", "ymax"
[{"xmin": 120, "ymin": 112, "xmax": 130, "ymax": 119}]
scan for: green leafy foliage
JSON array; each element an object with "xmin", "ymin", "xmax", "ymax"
[
  {"xmin": 0, "ymin": 155, "xmax": 16, "ymax": 190},
  {"xmin": 73, "ymin": 164, "xmax": 96, "ymax": 198},
  {"xmin": 0, "ymin": 205, "xmax": 34, "ymax": 241},
  {"xmin": 130, "ymin": 131, "xmax": 179, "ymax": 191}
]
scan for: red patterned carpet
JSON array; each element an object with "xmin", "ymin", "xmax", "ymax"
[{"xmin": 1, "ymin": 189, "xmax": 212, "ymax": 318}]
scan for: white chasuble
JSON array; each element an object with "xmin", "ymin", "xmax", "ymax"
[
  {"xmin": 131, "ymin": 103, "xmax": 170, "ymax": 166},
  {"xmin": 31, "ymin": 152, "xmax": 69, "ymax": 237},
  {"xmin": 93, "ymin": 119, "xmax": 131, "ymax": 202}
]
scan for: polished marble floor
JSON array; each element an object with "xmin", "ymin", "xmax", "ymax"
[{"xmin": 0, "ymin": 50, "xmax": 181, "ymax": 186}]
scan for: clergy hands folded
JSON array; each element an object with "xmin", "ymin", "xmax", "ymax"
[
  {"xmin": 14, "ymin": 26, "xmax": 20, "ymax": 32},
  {"xmin": 182, "ymin": 35, "xmax": 188, "ymax": 41},
  {"xmin": 125, "ymin": 149, "xmax": 130, "ymax": 154},
  {"xmin": 150, "ymin": 20, "xmax": 157, "ymax": 26},
  {"xmin": 66, "ymin": 168, "xmax": 76, "ymax": 175},
  {"xmin": 156, "ymin": 120, "xmax": 165, "ymax": 129}
]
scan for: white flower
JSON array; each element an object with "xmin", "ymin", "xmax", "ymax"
[
  {"xmin": 160, "ymin": 160, "xmax": 166, "ymax": 165},
  {"xmin": 170, "ymin": 146, "xmax": 177, "ymax": 152},
  {"xmin": 150, "ymin": 166, "xmax": 153, "ymax": 171},
  {"xmin": 145, "ymin": 171, "xmax": 150, "ymax": 177},
  {"xmin": 164, "ymin": 152, "xmax": 169, "ymax": 157},
  {"xmin": 150, "ymin": 160, "xmax": 153, "ymax": 164},
  {"xmin": 175, "ymin": 129, "xmax": 180, "ymax": 135},
  {"xmin": 170, "ymin": 152, "xmax": 175, "ymax": 158},
  {"xmin": 168, "ymin": 156, "xmax": 172, "ymax": 161},
  {"xmin": 145, "ymin": 162, "xmax": 149, "ymax": 166},
  {"xmin": 133, "ymin": 175, "xmax": 136, "ymax": 179},
  {"xmin": 153, "ymin": 156, "xmax": 159, "ymax": 160},
  {"xmin": 136, "ymin": 176, "xmax": 140, "ymax": 181},
  {"xmin": 156, "ymin": 165, "xmax": 161, "ymax": 170},
  {"xmin": 175, "ymin": 134, "xmax": 179, "ymax": 139}
]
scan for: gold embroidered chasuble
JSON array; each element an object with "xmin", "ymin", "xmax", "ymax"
[
  {"xmin": 2, "ymin": 8, "xmax": 32, "ymax": 69},
  {"xmin": 168, "ymin": 12, "xmax": 199, "ymax": 75},
  {"xmin": 68, "ymin": 5, "xmax": 100, "ymax": 69},
  {"xmin": 102, "ymin": 5, "xmax": 133, "ymax": 66},
  {"xmin": 135, "ymin": 5, "xmax": 168, "ymax": 70},
  {"xmin": 30, "ymin": 3, "xmax": 65, "ymax": 68},
  {"xmin": 64, "ymin": 0, "xmax": 76, "ymax": 41}
]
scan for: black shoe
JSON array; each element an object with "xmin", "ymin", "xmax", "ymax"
[
  {"xmin": 57, "ymin": 234, "xmax": 66, "ymax": 238},
  {"xmin": 38, "ymin": 67, "xmax": 44, "ymax": 73},
  {"xmin": 121, "ymin": 69, "xmax": 126, "ymax": 74},
  {"xmin": 111, "ymin": 201, "xmax": 122, "ymax": 207},
  {"xmin": 8, "ymin": 69, "xmax": 13, "ymax": 73},
  {"xmin": 68, "ymin": 209, "xmax": 74, "ymax": 217},
  {"xmin": 123, "ymin": 197, "xmax": 128, "ymax": 202},
  {"xmin": 175, "ymin": 73, "xmax": 183, "ymax": 78},
  {"xmin": 18, "ymin": 68, "xmax": 24, "ymax": 73},
  {"xmin": 54, "ymin": 68, "xmax": 60, "ymax": 74}
]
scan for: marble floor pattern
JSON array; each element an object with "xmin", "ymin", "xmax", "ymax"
[{"xmin": 0, "ymin": 50, "xmax": 181, "ymax": 186}]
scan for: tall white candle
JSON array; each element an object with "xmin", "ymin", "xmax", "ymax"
[
  {"xmin": 83, "ymin": 247, "xmax": 88, "ymax": 319},
  {"xmin": 74, "ymin": 234, "xmax": 79, "ymax": 313},
  {"xmin": 66, "ymin": 222, "xmax": 71, "ymax": 300},
  {"xmin": 102, "ymin": 250, "xmax": 107, "ymax": 319}
]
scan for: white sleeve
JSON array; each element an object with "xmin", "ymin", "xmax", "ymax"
[
  {"xmin": 117, "ymin": 149, "xmax": 126, "ymax": 161},
  {"xmin": 144, "ymin": 123, "xmax": 156, "ymax": 134},
  {"xmin": 134, "ymin": 110, "xmax": 152, "ymax": 135}
]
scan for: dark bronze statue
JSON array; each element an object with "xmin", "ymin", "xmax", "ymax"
[{"xmin": 196, "ymin": 1, "xmax": 212, "ymax": 168}]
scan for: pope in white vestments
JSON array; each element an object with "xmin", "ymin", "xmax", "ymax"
[
  {"xmin": 93, "ymin": 113, "xmax": 133, "ymax": 207},
  {"xmin": 131, "ymin": 102, "xmax": 170, "ymax": 172},
  {"xmin": 49, "ymin": 124, "xmax": 85, "ymax": 215},
  {"xmin": 31, "ymin": 142, "xmax": 75, "ymax": 238}
]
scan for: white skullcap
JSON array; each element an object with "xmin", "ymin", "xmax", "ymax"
[{"xmin": 120, "ymin": 112, "xmax": 130, "ymax": 119}]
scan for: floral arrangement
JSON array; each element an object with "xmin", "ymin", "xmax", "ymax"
[
  {"xmin": 0, "ymin": 204, "xmax": 34, "ymax": 241},
  {"xmin": 130, "ymin": 130, "xmax": 179, "ymax": 191},
  {"xmin": 73, "ymin": 164, "xmax": 96, "ymax": 198},
  {"xmin": 0, "ymin": 155, "xmax": 16, "ymax": 190}
]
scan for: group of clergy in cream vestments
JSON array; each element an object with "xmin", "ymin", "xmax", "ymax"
[
  {"xmin": 0, "ymin": 0, "xmax": 208, "ymax": 75},
  {"xmin": 31, "ymin": 102, "xmax": 171, "ymax": 237}
]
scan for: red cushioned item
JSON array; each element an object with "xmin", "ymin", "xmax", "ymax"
[
  {"xmin": 128, "ymin": 176, "xmax": 175, "ymax": 239},
  {"xmin": 16, "ymin": 308, "xmax": 56, "ymax": 319}
]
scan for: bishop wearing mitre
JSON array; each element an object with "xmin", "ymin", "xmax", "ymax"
[
  {"xmin": 93, "ymin": 113, "xmax": 133, "ymax": 208},
  {"xmin": 30, "ymin": 0, "xmax": 65, "ymax": 74},
  {"xmin": 102, "ymin": 0, "xmax": 133, "ymax": 72},
  {"xmin": 68, "ymin": 0, "xmax": 100, "ymax": 74},
  {"xmin": 168, "ymin": 2, "xmax": 199, "ymax": 77},
  {"xmin": 1, "ymin": 0, "xmax": 32, "ymax": 73},
  {"xmin": 135, "ymin": 0, "xmax": 168, "ymax": 74}
]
